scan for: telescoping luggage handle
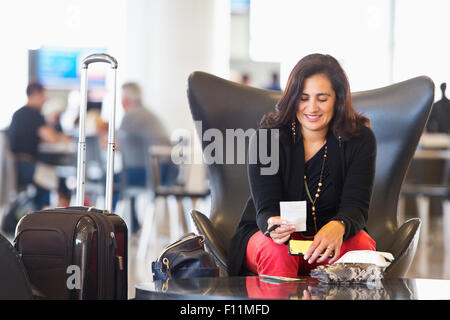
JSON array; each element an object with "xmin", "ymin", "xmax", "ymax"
[{"xmin": 76, "ymin": 53, "xmax": 118, "ymax": 213}]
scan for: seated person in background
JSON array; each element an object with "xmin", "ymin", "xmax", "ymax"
[
  {"xmin": 228, "ymin": 54, "xmax": 377, "ymax": 278},
  {"xmin": 120, "ymin": 82, "xmax": 178, "ymax": 187},
  {"xmin": 118, "ymin": 82, "xmax": 178, "ymax": 232},
  {"xmin": 8, "ymin": 82, "xmax": 72, "ymax": 210}
]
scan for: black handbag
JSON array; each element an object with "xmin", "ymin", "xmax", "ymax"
[{"xmin": 151, "ymin": 233, "xmax": 219, "ymax": 281}]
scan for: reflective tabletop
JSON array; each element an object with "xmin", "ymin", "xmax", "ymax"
[{"xmin": 135, "ymin": 276, "xmax": 450, "ymax": 300}]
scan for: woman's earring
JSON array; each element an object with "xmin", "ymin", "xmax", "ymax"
[{"xmin": 291, "ymin": 121, "xmax": 296, "ymax": 143}]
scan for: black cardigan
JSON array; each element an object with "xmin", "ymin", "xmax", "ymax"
[{"xmin": 227, "ymin": 125, "xmax": 377, "ymax": 276}]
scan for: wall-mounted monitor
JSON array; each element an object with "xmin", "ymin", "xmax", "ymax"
[
  {"xmin": 231, "ymin": 0, "xmax": 249, "ymax": 14},
  {"xmin": 29, "ymin": 47, "xmax": 107, "ymax": 89}
]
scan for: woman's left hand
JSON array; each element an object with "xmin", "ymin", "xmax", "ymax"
[{"xmin": 303, "ymin": 220, "xmax": 345, "ymax": 264}]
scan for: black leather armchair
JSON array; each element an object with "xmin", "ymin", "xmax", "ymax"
[
  {"xmin": 0, "ymin": 233, "xmax": 34, "ymax": 299},
  {"xmin": 187, "ymin": 71, "xmax": 434, "ymax": 277}
]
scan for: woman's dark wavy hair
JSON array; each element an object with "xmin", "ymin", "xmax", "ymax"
[{"xmin": 260, "ymin": 53, "xmax": 369, "ymax": 143}]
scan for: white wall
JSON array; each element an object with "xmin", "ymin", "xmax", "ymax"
[
  {"xmin": 230, "ymin": 13, "xmax": 250, "ymax": 60},
  {"xmin": 124, "ymin": 0, "xmax": 230, "ymax": 134},
  {"xmin": 230, "ymin": 12, "xmax": 281, "ymax": 88},
  {"xmin": 394, "ymin": 0, "xmax": 450, "ymax": 101},
  {"xmin": 124, "ymin": 0, "xmax": 230, "ymax": 192},
  {"xmin": 249, "ymin": 0, "xmax": 393, "ymax": 92}
]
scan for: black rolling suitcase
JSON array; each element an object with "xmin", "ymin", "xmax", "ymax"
[{"xmin": 14, "ymin": 54, "xmax": 128, "ymax": 300}]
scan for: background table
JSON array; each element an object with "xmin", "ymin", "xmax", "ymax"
[
  {"xmin": 400, "ymin": 132, "xmax": 450, "ymax": 279},
  {"xmin": 38, "ymin": 141, "xmax": 77, "ymax": 167},
  {"xmin": 135, "ymin": 276, "xmax": 450, "ymax": 300}
]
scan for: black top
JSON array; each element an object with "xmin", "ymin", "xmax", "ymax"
[
  {"xmin": 302, "ymin": 144, "xmax": 336, "ymax": 237},
  {"xmin": 8, "ymin": 106, "xmax": 46, "ymax": 158},
  {"xmin": 426, "ymin": 98, "xmax": 450, "ymax": 133},
  {"xmin": 227, "ymin": 125, "xmax": 377, "ymax": 276}
]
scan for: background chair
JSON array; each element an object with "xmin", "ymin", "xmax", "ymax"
[
  {"xmin": 187, "ymin": 71, "xmax": 434, "ymax": 277},
  {"xmin": 0, "ymin": 130, "xmax": 39, "ymax": 235},
  {"xmin": 0, "ymin": 130, "xmax": 19, "ymax": 233},
  {"xmin": 0, "ymin": 130, "xmax": 18, "ymax": 211},
  {"xmin": 116, "ymin": 131, "xmax": 154, "ymax": 233}
]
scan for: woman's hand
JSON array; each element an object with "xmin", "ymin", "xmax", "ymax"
[
  {"xmin": 266, "ymin": 216, "xmax": 296, "ymax": 245},
  {"xmin": 303, "ymin": 220, "xmax": 345, "ymax": 264},
  {"xmin": 301, "ymin": 287, "xmax": 320, "ymax": 300}
]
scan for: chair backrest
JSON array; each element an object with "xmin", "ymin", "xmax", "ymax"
[
  {"xmin": 116, "ymin": 131, "xmax": 155, "ymax": 190},
  {"xmin": 187, "ymin": 71, "xmax": 434, "ymax": 251},
  {"xmin": 0, "ymin": 130, "xmax": 17, "ymax": 207},
  {"xmin": 188, "ymin": 72, "xmax": 279, "ymax": 247},
  {"xmin": 0, "ymin": 233, "xmax": 33, "ymax": 299},
  {"xmin": 352, "ymin": 79, "xmax": 434, "ymax": 249}
]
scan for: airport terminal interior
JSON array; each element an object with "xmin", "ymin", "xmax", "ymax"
[{"xmin": 0, "ymin": 0, "xmax": 449, "ymax": 300}]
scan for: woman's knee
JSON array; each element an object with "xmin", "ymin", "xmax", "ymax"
[
  {"xmin": 257, "ymin": 242, "xmax": 291, "ymax": 264},
  {"xmin": 246, "ymin": 231, "xmax": 299, "ymax": 276},
  {"xmin": 340, "ymin": 230, "xmax": 376, "ymax": 256}
]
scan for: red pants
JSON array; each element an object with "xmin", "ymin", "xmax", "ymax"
[{"xmin": 244, "ymin": 230, "xmax": 376, "ymax": 278}]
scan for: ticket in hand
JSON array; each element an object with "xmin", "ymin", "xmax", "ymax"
[{"xmin": 279, "ymin": 201, "xmax": 307, "ymax": 232}]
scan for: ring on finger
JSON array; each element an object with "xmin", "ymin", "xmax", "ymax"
[{"xmin": 326, "ymin": 246, "xmax": 335, "ymax": 258}]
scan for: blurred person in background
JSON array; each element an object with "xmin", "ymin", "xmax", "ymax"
[
  {"xmin": 8, "ymin": 82, "xmax": 72, "ymax": 210},
  {"xmin": 426, "ymin": 82, "xmax": 450, "ymax": 134},
  {"xmin": 72, "ymin": 90, "xmax": 104, "ymax": 136},
  {"xmin": 43, "ymin": 98, "xmax": 65, "ymax": 133},
  {"xmin": 118, "ymin": 82, "xmax": 178, "ymax": 233},
  {"xmin": 241, "ymin": 73, "xmax": 251, "ymax": 86},
  {"xmin": 43, "ymin": 98, "xmax": 72, "ymax": 207},
  {"xmin": 264, "ymin": 72, "xmax": 282, "ymax": 91}
]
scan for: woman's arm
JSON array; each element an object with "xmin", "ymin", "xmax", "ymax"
[
  {"xmin": 305, "ymin": 126, "xmax": 377, "ymax": 263},
  {"xmin": 331, "ymin": 126, "xmax": 377, "ymax": 239},
  {"xmin": 247, "ymin": 129, "xmax": 284, "ymax": 235}
]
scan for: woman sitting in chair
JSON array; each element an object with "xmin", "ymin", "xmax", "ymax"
[{"xmin": 228, "ymin": 53, "xmax": 377, "ymax": 277}]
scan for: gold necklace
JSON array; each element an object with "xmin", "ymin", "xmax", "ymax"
[{"xmin": 303, "ymin": 144, "xmax": 327, "ymax": 234}]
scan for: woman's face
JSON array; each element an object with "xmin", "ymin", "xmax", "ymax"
[{"xmin": 296, "ymin": 73, "xmax": 336, "ymax": 137}]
